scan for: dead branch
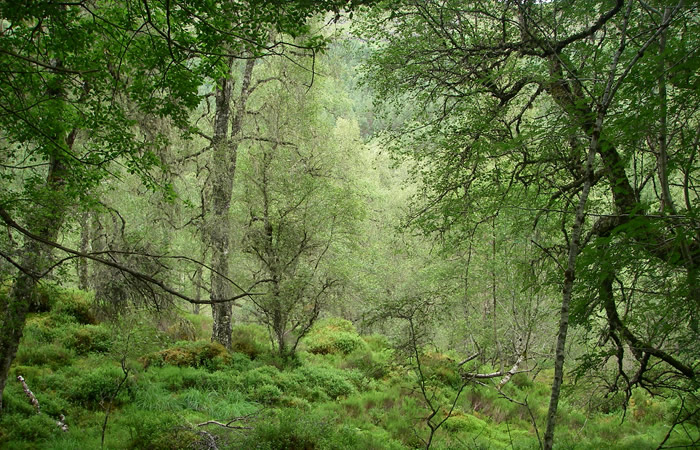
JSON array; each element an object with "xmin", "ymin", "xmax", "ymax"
[
  {"xmin": 497, "ymin": 352, "xmax": 526, "ymax": 390},
  {"xmin": 17, "ymin": 375, "xmax": 40, "ymax": 414},
  {"xmin": 56, "ymin": 414, "xmax": 68, "ymax": 432},
  {"xmin": 196, "ymin": 420, "xmax": 253, "ymax": 430}
]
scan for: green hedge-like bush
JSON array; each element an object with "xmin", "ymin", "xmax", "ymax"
[
  {"xmin": 238, "ymin": 408, "xmax": 335, "ymax": 449},
  {"xmin": 22, "ymin": 315, "xmax": 59, "ymax": 343},
  {"xmin": 15, "ymin": 342, "xmax": 75, "ymax": 370},
  {"xmin": 51, "ymin": 290, "xmax": 97, "ymax": 325},
  {"xmin": 66, "ymin": 364, "xmax": 130, "ymax": 408},
  {"xmin": 253, "ymin": 384, "xmax": 283, "ymax": 405},
  {"xmin": 142, "ymin": 340, "xmax": 230, "ymax": 369},
  {"xmin": 295, "ymin": 366, "xmax": 358, "ymax": 399},
  {"xmin": 304, "ymin": 318, "xmax": 368, "ymax": 355},
  {"xmin": 231, "ymin": 323, "xmax": 270, "ymax": 359},
  {"xmin": 121, "ymin": 408, "xmax": 198, "ymax": 450},
  {"xmin": 64, "ymin": 324, "xmax": 113, "ymax": 354}
]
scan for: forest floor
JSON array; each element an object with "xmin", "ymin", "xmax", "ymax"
[{"xmin": 0, "ymin": 287, "xmax": 695, "ymax": 449}]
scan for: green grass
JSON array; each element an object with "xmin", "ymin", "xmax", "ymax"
[{"xmin": 1, "ymin": 289, "xmax": 698, "ymax": 449}]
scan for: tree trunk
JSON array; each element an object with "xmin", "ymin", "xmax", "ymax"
[
  {"xmin": 209, "ymin": 58, "xmax": 255, "ymax": 348},
  {"xmin": 0, "ymin": 152, "xmax": 70, "ymax": 412},
  {"xmin": 78, "ymin": 210, "xmax": 91, "ymax": 290},
  {"xmin": 543, "ymin": 123, "xmax": 601, "ymax": 450}
]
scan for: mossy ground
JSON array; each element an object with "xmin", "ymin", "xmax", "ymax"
[{"xmin": 0, "ymin": 288, "xmax": 696, "ymax": 449}]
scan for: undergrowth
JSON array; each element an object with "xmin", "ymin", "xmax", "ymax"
[{"xmin": 0, "ymin": 287, "xmax": 697, "ymax": 449}]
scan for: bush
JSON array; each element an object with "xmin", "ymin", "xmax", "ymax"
[
  {"xmin": 29, "ymin": 283, "xmax": 59, "ymax": 313},
  {"xmin": 142, "ymin": 340, "xmax": 230, "ymax": 368},
  {"xmin": 238, "ymin": 408, "xmax": 335, "ymax": 449},
  {"xmin": 231, "ymin": 323, "xmax": 270, "ymax": 359},
  {"xmin": 253, "ymin": 384, "xmax": 283, "ymax": 405},
  {"xmin": 122, "ymin": 409, "xmax": 197, "ymax": 450},
  {"xmin": 0, "ymin": 412, "xmax": 61, "ymax": 443},
  {"xmin": 240, "ymin": 365, "xmax": 281, "ymax": 390},
  {"xmin": 51, "ymin": 290, "xmax": 97, "ymax": 325},
  {"xmin": 21, "ymin": 315, "xmax": 59, "ymax": 344},
  {"xmin": 64, "ymin": 324, "xmax": 113, "ymax": 354},
  {"xmin": 164, "ymin": 317, "xmax": 197, "ymax": 341},
  {"xmin": 65, "ymin": 364, "xmax": 129, "ymax": 408},
  {"xmin": 295, "ymin": 366, "xmax": 358, "ymax": 400},
  {"xmin": 15, "ymin": 342, "xmax": 75, "ymax": 370},
  {"xmin": 305, "ymin": 318, "xmax": 368, "ymax": 355},
  {"xmin": 342, "ymin": 347, "xmax": 394, "ymax": 380}
]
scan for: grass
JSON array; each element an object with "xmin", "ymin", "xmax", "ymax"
[{"xmin": 1, "ymin": 288, "xmax": 697, "ymax": 449}]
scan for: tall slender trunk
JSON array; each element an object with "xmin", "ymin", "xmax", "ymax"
[
  {"xmin": 543, "ymin": 123, "xmax": 601, "ymax": 450},
  {"xmin": 78, "ymin": 210, "xmax": 91, "ymax": 290},
  {"xmin": 193, "ymin": 263, "xmax": 203, "ymax": 315},
  {"xmin": 209, "ymin": 58, "xmax": 255, "ymax": 348},
  {"xmin": 0, "ymin": 145, "xmax": 72, "ymax": 412}
]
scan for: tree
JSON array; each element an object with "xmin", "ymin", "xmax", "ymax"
[
  {"xmin": 359, "ymin": 0, "xmax": 699, "ymax": 447},
  {"xmin": 0, "ymin": 0, "xmax": 375, "ymax": 411},
  {"xmin": 237, "ymin": 53, "xmax": 362, "ymax": 358}
]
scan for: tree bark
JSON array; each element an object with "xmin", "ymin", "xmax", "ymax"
[
  {"xmin": 78, "ymin": 210, "xmax": 91, "ymax": 290},
  {"xmin": 0, "ymin": 151, "xmax": 70, "ymax": 412},
  {"xmin": 209, "ymin": 58, "xmax": 255, "ymax": 348}
]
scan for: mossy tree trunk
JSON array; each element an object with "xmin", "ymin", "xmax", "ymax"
[
  {"xmin": 0, "ymin": 139, "xmax": 72, "ymax": 412},
  {"xmin": 208, "ymin": 58, "xmax": 255, "ymax": 349}
]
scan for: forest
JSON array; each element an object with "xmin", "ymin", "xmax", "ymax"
[{"xmin": 0, "ymin": 0, "xmax": 698, "ymax": 448}]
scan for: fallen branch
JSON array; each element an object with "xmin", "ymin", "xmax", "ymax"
[
  {"xmin": 17, "ymin": 375, "xmax": 69, "ymax": 432},
  {"xmin": 196, "ymin": 420, "xmax": 253, "ymax": 430},
  {"xmin": 17, "ymin": 375, "xmax": 40, "ymax": 414},
  {"xmin": 56, "ymin": 414, "xmax": 69, "ymax": 432},
  {"xmin": 497, "ymin": 352, "xmax": 526, "ymax": 390},
  {"xmin": 196, "ymin": 409, "xmax": 262, "ymax": 431}
]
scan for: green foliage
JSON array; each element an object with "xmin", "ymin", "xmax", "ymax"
[
  {"xmin": 238, "ymin": 408, "xmax": 334, "ymax": 449},
  {"xmin": 51, "ymin": 290, "xmax": 97, "ymax": 325},
  {"xmin": 253, "ymin": 384, "xmax": 283, "ymax": 405},
  {"xmin": 0, "ymin": 412, "xmax": 62, "ymax": 443},
  {"xmin": 294, "ymin": 365, "xmax": 359, "ymax": 399},
  {"xmin": 142, "ymin": 340, "xmax": 230, "ymax": 369},
  {"xmin": 14, "ymin": 342, "xmax": 75, "ymax": 370},
  {"xmin": 63, "ymin": 324, "xmax": 113, "ymax": 354},
  {"xmin": 120, "ymin": 408, "xmax": 197, "ymax": 450},
  {"xmin": 230, "ymin": 323, "xmax": 270, "ymax": 359},
  {"xmin": 65, "ymin": 364, "xmax": 129, "ymax": 408},
  {"xmin": 305, "ymin": 318, "xmax": 369, "ymax": 355}
]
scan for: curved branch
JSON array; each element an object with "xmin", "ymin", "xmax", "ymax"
[{"xmin": 0, "ymin": 207, "xmax": 260, "ymax": 305}]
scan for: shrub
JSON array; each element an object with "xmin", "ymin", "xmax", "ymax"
[
  {"xmin": 142, "ymin": 340, "xmax": 230, "ymax": 368},
  {"xmin": 0, "ymin": 412, "xmax": 60, "ymax": 443},
  {"xmin": 15, "ymin": 342, "xmax": 75, "ymax": 370},
  {"xmin": 295, "ymin": 366, "xmax": 357, "ymax": 399},
  {"xmin": 231, "ymin": 323, "xmax": 270, "ymax": 359},
  {"xmin": 65, "ymin": 364, "xmax": 129, "ymax": 408},
  {"xmin": 253, "ymin": 384, "xmax": 283, "ymax": 405},
  {"xmin": 342, "ymin": 347, "xmax": 393, "ymax": 380},
  {"xmin": 164, "ymin": 317, "xmax": 197, "ymax": 341},
  {"xmin": 238, "ymin": 408, "xmax": 335, "ymax": 450},
  {"xmin": 122, "ymin": 409, "xmax": 197, "ymax": 450},
  {"xmin": 29, "ymin": 283, "xmax": 59, "ymax": 313},
  {"xmin": 240, "ymin": 365, "xmax": 281, "ymax": 390},
  {"xmin": 64, "ymin": 324, "xmax": 113, "ymax": 354},
  {"xmin": 305, "ymin": 318, "xmax": 368, "ymax": 355},
  {"xmin": 21, "ymin": 315, "xmax": 59, "ymax": 344},
  {"xmin": 51, "ymin": 290, "xmax": 97, "ymax": 324},
  {"xmin": 183, "ymin": 312, "xmax": 213, "ymax": 340},
  {"xmin": 421, "ymin": 351, "xmax": 460, "ymax": 386}
]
